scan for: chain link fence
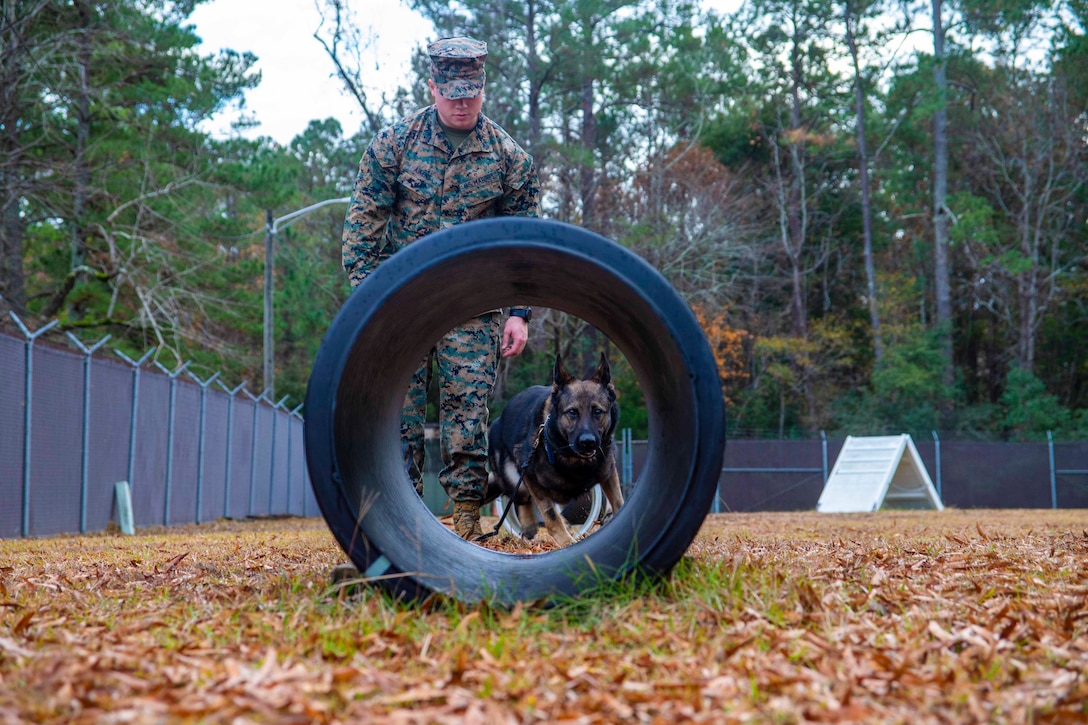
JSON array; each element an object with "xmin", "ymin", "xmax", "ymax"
[
  {"xmin": 621, "ymin": 435, "xmax": 1088, "ymax": 512},
  {"xmin": 1, "ymin": 318, "xmax": 314, "ymax": 538},
  {"xmin": 4, "ymin": 316, "xmax": 1086, "ymax": 539}
]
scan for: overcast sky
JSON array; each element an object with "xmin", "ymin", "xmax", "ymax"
[{"xmin": 189, "ymin": 0, "xmax": 741, "ymax": 145}]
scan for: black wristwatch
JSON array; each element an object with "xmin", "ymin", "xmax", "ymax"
[{"xmin": 509, "ymin": 307, "xmax": 532, "ymax": 324}]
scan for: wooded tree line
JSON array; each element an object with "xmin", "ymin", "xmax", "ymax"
[{"xmin": 1, "ymin": 0, "xmax": 1085, "ymax": 441}]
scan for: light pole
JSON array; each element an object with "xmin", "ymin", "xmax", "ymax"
[
  {"xmin": 264, "ymin": 209, "xmax": 274, "ymax": 398},
  {"xmin": 263, "ymin": 197, "xmax": 351, "ymax": 397}
]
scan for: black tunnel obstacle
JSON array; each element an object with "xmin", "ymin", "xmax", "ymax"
[{"xmin": 304, "ymin": 218, "xmax": 725, "ymax": 604}]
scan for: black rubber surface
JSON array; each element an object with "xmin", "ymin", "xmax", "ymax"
[{"xmin": 304, "ymin": 218, "xmax": 725, "ymax": 604}]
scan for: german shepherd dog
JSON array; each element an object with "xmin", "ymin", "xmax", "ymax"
[{"xmin": 484, "ymin": 353, "xmax": 625, "ymax": 546}]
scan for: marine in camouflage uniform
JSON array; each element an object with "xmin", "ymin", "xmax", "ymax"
[{"xmin": 342, "ymin": 36, "xmax": 540, "ymax": 539}]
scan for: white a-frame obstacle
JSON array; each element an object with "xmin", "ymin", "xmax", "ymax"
[{"xmin": 816, "ymin": 434, "xmax": 944, "ymax": 513}]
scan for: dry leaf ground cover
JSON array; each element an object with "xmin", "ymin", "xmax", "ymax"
[{"xmin": 1, "ymin": 509, "xmax": 1086, "ymax": 724}]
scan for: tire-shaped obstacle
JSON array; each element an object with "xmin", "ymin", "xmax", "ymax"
[{"xmin": 304, "ymin": 218, "xmax": 725, "ymax": 605}]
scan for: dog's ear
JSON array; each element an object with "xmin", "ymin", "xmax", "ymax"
[
  {"xmin": 553, "ymin": 353, "xmax": 575, "ymax": 387},
  {"xmin": 606, "ymin": 400, "xmax": 620, "ymax": 440},
  {"xmin": 592, "ymin": 352, "xmax": 611, "ymax": 387}
]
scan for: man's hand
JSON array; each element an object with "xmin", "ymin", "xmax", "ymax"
[{"xmin": 501, "ymin": 316, "xmax": 529, "ymax": 358}]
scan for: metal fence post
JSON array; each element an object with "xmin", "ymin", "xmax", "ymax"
[
  {"xmin": 1047, "ymin": 430, "xmax": 1057, "ymax": 509},
  {"xmin": 217, "ymin": 380, "xmax": 246, "ymax": 518},
  {"xmin": 154, "ymin": 360, "xmax": 190, "ymax": 526},
  {"xmin": 187, "ymin": 370, "xmax": 221, "ymax": 524},
  {"xmin": 10, "ymin": 313, "xmax": 59, "ymax": 537},
  {"xmin": 820, "ymin": 430, "xmax": 828, "ymax": 484},
  {"xmin": 622, "ymin": 428, "xmax": 632, "ymax": 487},
  {"xmin": 932, "ymin": 430, "xmax": 942, "ymax": 499},
  {"xmin": 116, "ymin": 349, "xmax": 154, "ymax": 495},
  {"xmin": 66, "ymin": 332, "xmax": 111, "ymax": 533},
  {"xmin": 245, "ymin": 389, "xmax": 269, "ymax": 517},
  {"xmin": 711, "ymin": 427, "xmax": 720, "ymax": 514},
  {"xmin": 287, "ymin": 402, "xmax": 303, "ymax": 515}
]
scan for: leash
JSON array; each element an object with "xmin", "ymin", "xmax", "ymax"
[
  {"xmin": 541, "ymin": 414, "xmax": 559, "ymax": 465},
  {"xmin": 474, "ymin": 466, "xmax": 525, "ymax": 542},
  {"xmin": 474, "ymin": 418, "xmax": 548, "ymax": 543}
]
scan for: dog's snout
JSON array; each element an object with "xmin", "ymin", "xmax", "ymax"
[{"xmin": 576, "ymin": 433, "xmax": 598, "ymax": 454}]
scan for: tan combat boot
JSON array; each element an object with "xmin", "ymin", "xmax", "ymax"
[{"xmin": 452, "ymin": 501, "xmax": 483, "ymax": 539}]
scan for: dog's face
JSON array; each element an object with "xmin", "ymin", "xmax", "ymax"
[{"xmin": 551, "ymin": 353, "xmax": 619, "ymax": 459}]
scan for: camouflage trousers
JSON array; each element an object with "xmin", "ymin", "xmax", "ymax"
[{"xmin": 402, "ymin": 313, "xmax": 501, "ymax": 503}]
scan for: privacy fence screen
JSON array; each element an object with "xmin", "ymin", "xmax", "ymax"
[
  {"xmin": 623, "ymin": 436, "xmax": 1088, "ymax": 513},
  {"xmin": 1, "ymin": 325, "xmax": 314, "ymax": 539}
]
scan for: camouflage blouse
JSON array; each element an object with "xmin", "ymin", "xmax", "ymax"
[{"xmin": 342, "ymin": 106, "xmax": 540, "ymax": 287}]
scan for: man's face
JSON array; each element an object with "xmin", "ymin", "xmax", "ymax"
[{"xmin": 428, "ymin": 79, "xmax": 484, "ymax": 131}]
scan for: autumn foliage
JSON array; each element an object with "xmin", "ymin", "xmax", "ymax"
[{"xmin": 692, "ymin": 304, "xmax": 749, "ymax": 404}]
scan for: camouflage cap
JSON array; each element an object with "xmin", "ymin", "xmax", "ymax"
[{"xmin": 428, "ymin": 37, "xmax": 487, "ymax": 99}]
